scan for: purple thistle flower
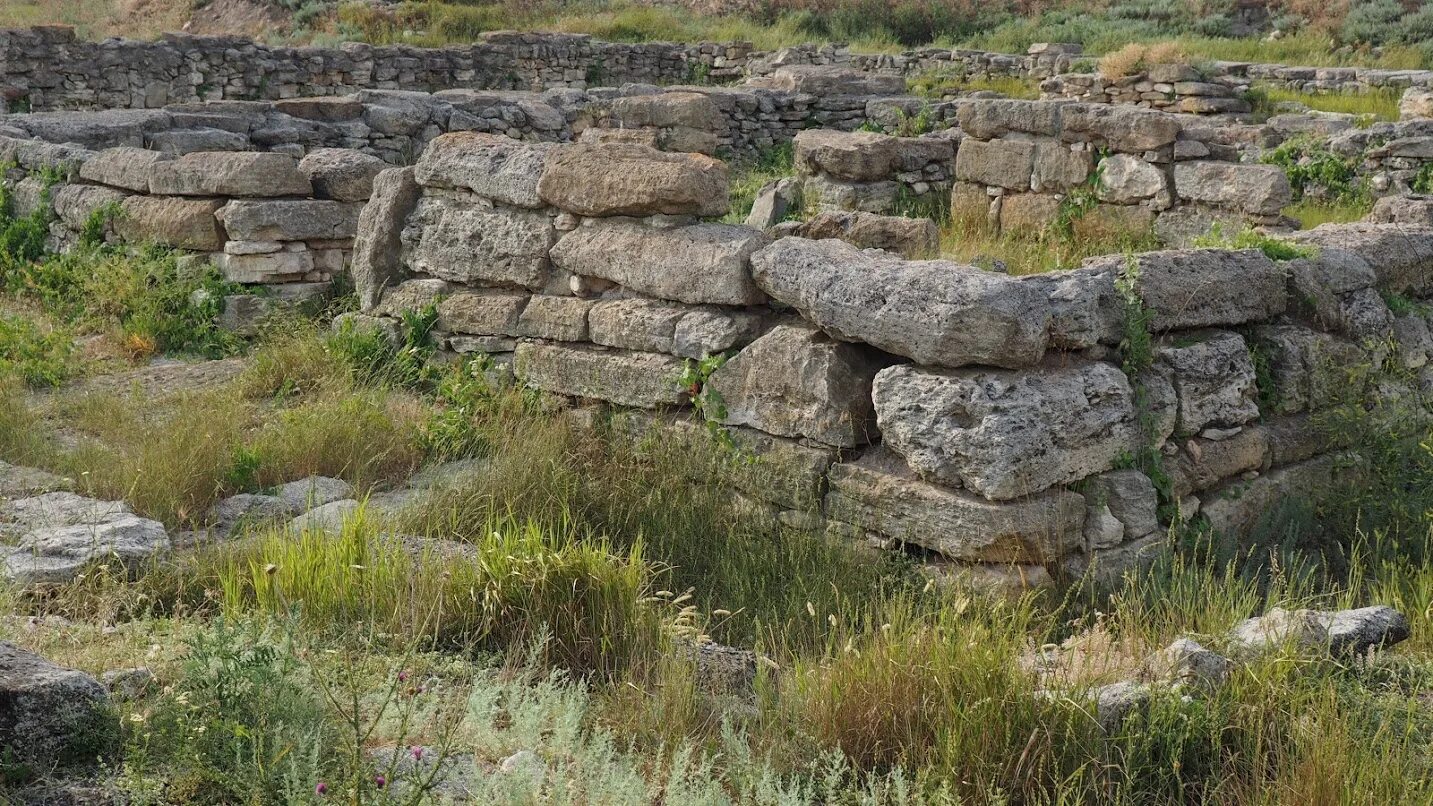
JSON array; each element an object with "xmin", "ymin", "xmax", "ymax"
[
  {"xmin": 315, "ymin": 782, "xmax": 328, "ymax": 796},
  {"xmin": 410, "ymin": 745, "xmax": 424, "ymax": 761},
  {"xmin": 374, "ymin": 774, "xmax": 387, "ymax": 789}
]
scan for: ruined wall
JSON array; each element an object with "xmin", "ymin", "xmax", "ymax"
[{"xmin": 343, "ymin": 132, "xmax": 1433, "ymax": 590}]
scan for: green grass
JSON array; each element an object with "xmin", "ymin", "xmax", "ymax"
[
  {"xmin": 1252, "ymin": 84, "xmax": 1402, "ymax": 121},
  {"xmin": 1285, "ymin": 196, "xmax": 1375, "ymax": 229},
  {"xmin": 939, "ymin": 195, "xmax": 1160, "ymax": 275},
  {"xmin": 723, "ymin": 142, "xmax": 795, "ymax": 225}
]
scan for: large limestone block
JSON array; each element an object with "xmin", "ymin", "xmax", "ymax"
[
  {"xmin": 1082, "ymin": 469, "xmax": 1160, "ymax": 543},
  {"xmin": 413, "ymin": 132, "xmax": 554, "ymax": 208},
  {"xmin": 551, "ymin": 220, "xmax": 766, "ymax": 306},
  {"xmin": 536, "ymin": 143, "xmax": 730, "ymax": 217},
  {"xmin": 402, "ymin": 196, "xmax": 555, "ymax": 290},
  {"xmin": 1, "ymin": 492, "xmax": 170, "ymax": 586},
  {"xmin": 1086, "ymin": 248, "xmax": 1286, "ymax": 332},
  {"xmin": 373, "ymin": 278, "xmax": 460, "ymax": 318},
  {"xmin": 954, "ymin": 137, "xmax": 1034, "ymax": 190},
  {"xmin": 610, "ymin": 91, "xmax": 726, "ymax": 132},
  {"xmin": 1158, "ymin": 330, "xmax": 1260, "ymax": 435},
  {"xmin": 518, "ymin": 295, "xmax": 594, "ymax": 342},
  {"xmin": 707, "ymin": 323, "xmax": 884, "ymax": 448},
  {"xmin": 353, "ymin": 167, "xmax": 420, "ymax": 312},
  {"xmin": 672, "ymin": 308, "xmax": 766, "ymax": 359},
  {"xmin": 217, "ymin": 199, "xmax": 362, "ymax": 242},
  {"xmin": 436, "ymin": 290, "xmax": 529, "ymax": 336},
  {"xmin": 77, "ymin": 146, "xmax": 170, "ymax": 192},
  {"xmin": 147, "ymin": 152, "xmax": 312, "ymax": 197},
  {"xmin": 872, "ymin": 361, "xmax": 1141, "ymax": 500},
  {"xmin": 115, "ymin": 195, "xmax": 224, "ymax": 251},
  {"xmin": 1096, "ymin": 154, "xmax": 1168, "ymax": 204},
  {"xmin": 1201, "ymin": 452, "xmax": 1354, "ymax": 538},
  {"xmin": 217, "ymin": 250, "xmax": 314, "ymax": 283},
  {"xmin": 0, "ymin": 643, "xmax": 115, "ymax": 769},
  {"xmin": 1169, "ymin": 427, "xmax": 1270, "ymax": 498},
  {"xmin": 1173, "ymin": 161, "xmax": 1292, "ymax": 216},
  {"xmin": 1368, "ymin": 194, "xmax": 1433, "ymax": 226},
  {"xmin": 514, "ymin": 342, "xmax": 688, "ymax": 408},
  {"xmin": 793, "ymin": 129, "xmax": 953, "ymax": 182},
  {"xmin": 957, "ymin": 100, "xmax": 1063, "ymax": 139},
  {"xmin": 1062, "ymin": 104, "xmax": 1182, "ymax": 152},
  {"xmin": 1251, "ymin": 324, "xmax": 1371, "ymax": 414},
  {"xmin": 795, "ymin": 210, "xmax": 939, "ymax": 258},
  {"xmin": 51, "ymin": 184, "xmax": 128, "ymax": 232},
  {"xmin": 751, "ymin": 237, "xmax": 1050, "ymax": 369},
  {"xmin": 1032, "ymin": 140, "xmax": 1093, "ymax": 192},
  {"xmin": 299, "ymin": 148, "xmax": 386, "ymax": 202},
  {"xmin": 1289, "ymin": 223, "xmax": 1433, "ymax": 295},
  {"xmin": 1018, "ymin": 265, "xmax": 1122, "ymax": 350},
  {"xmin": 588, "ymin": 298, "xmax": 688, "ymax": 353},
  {"xmin": 766, "ymin": 66, "xmax": 907, "ymax": 96},
  {"xmin": 825, "ymin": 448, "xmax": 1086, "ymax": 562}
]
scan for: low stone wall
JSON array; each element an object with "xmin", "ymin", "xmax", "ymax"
[
  {"xmin": 341, "ymin": 132, "xmax": 1433, "ymax": 590},
  {"xmin": 1041, "ymin": 68, "xmax": 1253, "ymax": 115},
  {"xmin": 0, "ymin": 137, "xmax": 386, "ymax": 331}
]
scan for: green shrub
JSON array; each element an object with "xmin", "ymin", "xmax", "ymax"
[{"xmin": 0, "ymin": 313, "xmax": 74, "ymax": 387}]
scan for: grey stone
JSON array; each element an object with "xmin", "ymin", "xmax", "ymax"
[
  {"xmin": 745, "ymin": 177, "xmax": 803, "ymax": 229},
  {"xmin": 588, "ymin": 298, "xmax": 687, "ymax": 353},
  {"xmin": 751, "ymin": 237, "xmax": 1050, "ymax": 369},
  {"xmin": 1147, "ymin": 638, "xmax": 1232, "ymax": 688},
  {"xmin": 403, "ymin": 196, "xmax": 555, "ymax": 290},
  {"xmin": 873, "ymin": 361, "xmax": 1142, "ymax": 500},
  {"xmin": 1158, "ymin": 330, "xmax": 1260, "ymax": 435},
  {"xmin": 537, "ymin": 143, "xmax": 730, "ymax": 217},
  {"xmin": 551, "ymin": 220, "xmax": 766, "ymax": 306},
  {"xmin": 115, "ymin": 195, "xmax": 224, "ymax": 251},
  {"xmin": 286, "ymin": 499, "xmax": 361, "ymax": 534},
  {"xmin": 1083, "ymin": 469, "xmax": 1159, "ymax": 542},
  {"xmin": 148, "ymin": 151, "xmax": 312, "ymax": 197},
  {"xmin": 518, "ymin": 295, "xmax": 594, "ymax": 342},
  {"xmin": 413, "ymin": 132, "xmax": 554, "ymax": 208},
  {"xmin": 1090, "ymin": 249, "xmax": 1286, "ymax": 332},
  {"xmin": 436, "ymin": 290, "xmax": 529, "ymax": 336},
  {"xmin": 299, "ymin": 147, "xmax": 386, "ymax": 202},
  {"xmin": 1094, "ymin": 680, "xmax": 1152, "ymax": 733},
  {"xmin": 217, "ymin": 199, "xmax": 362, "ymax": 241},
  {"xmin": 277, "ymin": 476, "xmax": 355, "ymax": 514},
  {"xmin": 955, "ymin": 137, "xmax": 1034, "ymax": 190},
  {"xmin": 353, "ymin": 167, "xmax": 421, "ymax": 312},
  {"xmin": 514, "ymin": 342, "xmax": 689, "ymax": 408},
  {"xmin": 708, "ymin": 323, "xmax": 884, "ymax": 448},
  {"xmin": 1230, "ymin": 605, "xmax": 1409, "ymax": 657},
  {"xmin": 672, "ymin": 308, "xmax": 765, "ymax": 359},
  {"xmin": 1174, "ymin": 161, "xmax": 1291, "ymax": 216},
  {"xmin": 1097, "ymin": 154, "xmax": 1168, "ymax": 204},
  {"xmin": 1290, "ymin": 223, "xmax": 1433, "ymax": 295},
  {"xmin": 0, "ymin": 492, "xmax": 169, "ymax": 586},
  {"xmin": 0, "ymin": 643, "xmax": 114, "ymax": 769},
  {"xmin": 77, "ymin": 146, "xmax": 170, "ymax": 192},
  {"xmin": 1250, "ymin": 324, "xmax": 1370, "ymax": 414},
  {"xmin": 795, "ymin": 210, "xmax": 940, "ymax": 258},
  {"xmin": 207, "ymin": 493, "xmax": 290, "ymax": 536}
]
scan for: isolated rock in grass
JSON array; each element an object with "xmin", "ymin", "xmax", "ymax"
[
  {"xmin": 0, "ymin": 492, "xmax": 169, "ymax": 586},
  {"xmin": 286, "ymin": 499, "xmax": 362, "ymax": 534},
  {"xmin": 207, "ymin": 493, "xmax": 291, "ymax": 537},
  {"xmin": 1094, "ymin": 680, "xmax": 1153, "ymax": 733},
  {"xmin": 0, "ymin": 462, "xmax": 68, "ymax": 498},
  {"xmin": 794, "ymin": 210, "xmax": 939, "ymax": 258},
  {"xmin": 1146, "ymin": 638, "xmax": 1232, "ymax": 688},
  {"xmin": 101, "ymin": 667, "xmax": 154, "ymax": 700},
  {"xmin": 367, "ymin": 744, "xmax": 484, "ymax": 802},
  {"xmin": 1229, "ymin": 606, "xmax": 1411, "ymax": 657},
  {"xmin": 277, "ymin": 476, "xmax": 356, "ymax": 514},
  {"xmin": 674, "ymin": 640, "xmax": 761, "ymax": 695},
  {"xmin": 0, "ymin": 642, "xmax": 117, "ymax": 769}
]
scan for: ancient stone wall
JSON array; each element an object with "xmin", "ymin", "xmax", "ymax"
[{"xmin": 338, "ymin": 132, "xmax": 1433, "ymax": 590}]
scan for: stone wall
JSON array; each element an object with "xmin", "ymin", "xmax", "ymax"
[
  {"xmin": 0, "ymin": 135, "xmax": 386, "ymax": 332},
  {"xmin": 342, "ymin": 132, "xmax": 1433, "ymax": 590}
]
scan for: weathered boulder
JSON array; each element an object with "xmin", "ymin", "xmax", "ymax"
[
  {"xmin": 1019, "ymin": 265, "xmax": 1123, "ymax": 350},
  {"xmin": 413, "ymin": 132, "xmax": 554, "ymax": 208},
  {"xmin": 436, "ymin": 290, "xmax": 529, "ymax": 336},
  {"xmin": 1158, "ymin": 330, "xmax": 1259, "ymax": 435},
  {"xmin": 1230, "ymin": 606, "xmax": 1409, "ymax": 657},
  {"xmin": 956, "ymin": 99, "xmax": 1062, "ymax": 139},
  {"xmin": 537, "ymin": 143, "xmax": 730, "ymax": 217},
  {"xmin": 514, "ymin": 342, "xmax": 689, "ymax": 408},
  {"xmin": 1173, "ymin": 161, "xmax": 1292, "ymax": 216},
  {"xmin": 1168, "ymin": 426, "xmax": 1270, "ymax": 498},
  {"xmin": 50, "ymin": 183, "xmax": 128, "ymax": 233},
  {"xmin": 147, "ymin": 152, "xmax": 312, "ymax": 197},
  {"xmin": 1096, "ymin": 154, "xmax": 1168, "ymax": 204},
  {"xmin": 1146, "ymin": 638, "xmax": 1232, "ymax": 688},
  {"xmin": 276, "ymin": 476, "xmax": 355, "ymax": 513},
  {"xmin": 588, "ymin": 298, "xmax": 688, "ymax": 353},
  {"xmin": 207, "ymin": 493, "xmax": 291, "ymax": 537},
  {"xmin": 0, "ymin": 643, "xmax": 115, "ymax": 769},
  {"xmin": 1094, "ymin": 680, "xmax": 1153, "ymax": 733},
  {"xmin": 610, "ymin": 91, "xmax": 726, "ymax": 135},
  {"xmin": 0, "ymin": 492, "xmax": 169, "ymax": 586},
  {"xmin": 955, "ymin": 137, "xmax": 1034, "ymax": 190},
  {"xmin": 402, "ymin": 196, "xmax": 555, "ymax": 290},
  {"xmin": 0, "ymin": 462, "xmax": 67, "ymax": 498},
  {"xmin": 1290, "ymin": 223, "xmax": 1433, "ymax": 295},
  {"xmin": 825, "ymin": 448, "xmax": 1085, "ymax": 562},
  {"xmin": 1085, "ymin": 249, "xmax": 1286, "ymax": 331},
  {"xmin": 353, "ymin": 167, "xmax": 421, "ymax": 312},
  {"xmin": 745, "ymin": 177, "xmax": 803, "ymax": 229},
  {"xmin": 793, "ymin": 129, "xmax": 953, "ymax": 183},
  {"xmin": 373, "ymin": 278, "xmax": 459, "ymax": 318},
  {"xmin": 1062, "ymin": 104, "xmax": 1182, "ymax": 152},
  {"xmin": 752, "ymin": 238, "xmax": 1050, "ymax": 369},
  {"xmin": 115, "ymin": 196, "xmax": 224, "ymax": 251},
  {"xmin": 518, "ymin": 295, "xmax": 594, "ymax": 342},
  {"xmin": 551, "ymin": 220, "xmax": 766, "ymax": 306},
  {"xmin": 998, "ymin": 193, "xmax": 1061, "ymax": 233},
  {"xmin": 1250, "ymin": 324, "xmax": 1370, "ymax": 414},
  {"xmin": 1368, "ymin": 194, "xmax": 1433, "ymax": 226},
  {"xmin": 872, "ymin": 361, "xmax": 1141, "ymax": 500},
  {"xmin": 708, "ymin": 323, "xmax": 885, "ymax": 448},
  {"xmin": 299, "ymin": 148, "xmax": 386, "ymax": 202},
  {"xmin": 794, "ymin": 210, "xmax": 939, "ymax": 257},
  {"xmin": 217, "ymin": 199, "xmax": 362, "ymax": 242},
  {"xmin": 76, "ymin": 146, "xmax": 170, "ymax": 192},
  {"xmin": 1082, "ymin": 469, "xmax": 1160, "ymax": 543}
]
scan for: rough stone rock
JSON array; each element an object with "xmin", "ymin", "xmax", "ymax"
[
  {"xmin": 610, "ymin": 91, "xmax": 726, "ymax": 132},
  {"xmin": 1168, "ymin": 426, "xmax": 1270, "ymax": 498},
  {"xmin": 353, "ymin": 167, "xmax": 420, "ymax": 312},
  {"xmin": 1158, "ymin": 330, "xmax": 1259, "ymax": 435},
  {"xmin": 374, "ymin": 278, "xmax": 460, "ymax": 318},
  {"xmin": 708, "ymin": 323, "xmax": 884, "ymax": 448},
  {"xmin": 537, "ymin": 143, "xmax": 729, "ymax": 217},
  {"xmin": 1173, "ymin": 161, "xmax": 1292, "ymax": 216},
  {"xmin": 998, "ymin": 193, "xmax": 1062, "ymax": 233},
  {"xmin": 795, "ymin": 210, "xmax": 939, "ymax": 258},
  {"xmin": 0, "ymin": 492, "xmax": 169, "ymax": 586},
  {"xmin": 217, "ymin": 199, "xmax": 362, "ymax": 242},
  {"xmin": 77, "ymin": 146, "xmax": 169, "ymax": 192},
  {"xmin": 413, "ymin": 132, "xmax": 554, "ymax": 208},
  {"xmin": 147, "ymin": 151, "xmax": 311, "ymax": 197},
  {"xmin": 0, "ymin": 642, "xmax": 115, "ymax": 769},
  {"xmin": 1250, "ymin": 324, "xmax": 1370, "ymax": 414},
  {"xmin": 793, "ymin": 129, "xmax": 953, "ymax": 183},
  {"xmin": 1230, "ymin": 606, "xmax": 1410, "ymax": 657},
  {"xmin": 50, "ymin": 183, "xmax": 128, "ymax": 233},
  {"xmin": 825, "ymin": 448, "xmax": 1085, "ymax": 562},
  {"xmin": 115, "ymin": 196, "xmax": 224, "ymax": 251},
  {"xmin": 1019, "ymin": 265, "xmax": 1122, "ymax": 350},
  {"xmin": 277, "ymin": 477, "xmax": 355, "ymax": 514},
  {"xmin": 1200, "ymin": 452, "xmax": 1354, "ymax": 537},
  {"xmin": 518, "ymin": 295, "xmax": 594, "ymax": 342},
  {"xmin": 751, "ymin": 237, "xmax": 1050, "ymax": 369},
  {"xmin": 1096, "ymin": 153, "xmax": 1168, "ymax": 204},
  {"xmin": 1032, "ymin": 140, "xmax": 1093, "ymax": 192},
  {"xmin": 1284, "ymin": 247, "xmax": 1379, "ymax": 332},
  {"xmin": 148, "ymin": 127, "xmax": 249, "ymax": 155},
  {"xmin": 766, "ymin": 65, "xmax": 907, "ymax": 96},
  {"xmin": 1094, "ymin": 680, "xmax": 1152, "ymax": 732},
  {"xmin": 298, "ymin": 148, "xmax": 386, "ymax": 202},
  {"xmin": 207, "ymin": 493, "xmax": 291, "ymax": 537},
  {"xmin": 216, "ymin": 250, "xmax": 313, "ymax": 284},
  {"xmin": 1086, "ymin": 249, "xmax": 1286, "ymax": 332},
  {"xmin": 1368, "ymin": 194, "xmax": 1433, "ymax": 226},
  {"xmin": 1394, "ymin": 313, "xmax": 1433, "ymax": 369},
  {"xmin": 0, "ymin": 462, "xmax": 67, "ymax": 498},
  {"xmin": 588, "ymin": 297, "xmax": 687, "ymax": 353},
  {"xmin": 1083, "ymin": 469, "xmax": 1159, "ymax": 542},
  {"xmin": 1063, "ymin": 104, "xmax": 1182, "ymax": 152},
  {"xmin": 551, "ymin": 220, "xmax": 766, "ymax": 306},
  {"xmin": 957, "ymin": 99, "xmax": 1063, "ymax": 139},
  {"xmin": 872, "ymin": 361, "xmax": 1141, "ymax": 500},
  {"xmin": 672, "ymin": 307, "xmax": 766, "ymax": 359},
  {"xmin": 403, "ymin": 196, "xmax": 555, "ymax": 290},
  {"xmin": 436, "ymin": 290, "xmax": 529, "ymax": 336},
  {"xmin": 273, "ymin": 95, "xmax": 365, "ymax": 121},
  {"xmin": 1290, "ymin": 223, "xmax": 1433, "ymax": 295},
  {"xmin": 1147, "ymin": 638, "xmax": 1232, "ymax": 688},
  {"xmin": 955, "ymin": 137, "xmax": 1034, "ymax": 190},
  {"xmin": 745, "ymin": 177, "xmax": 803, "ymax": 229},
  {"xmin": 286, "ymin": 499, "xmax": 361, "ymax": 534},
  {"xmin": 514, "ymin": 342, "xmax": 689, "ymax": 408},
  {"xmin": 1399, "ymin": 87, "xmax": 1433, "ymax": 119}
]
